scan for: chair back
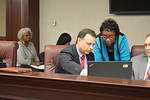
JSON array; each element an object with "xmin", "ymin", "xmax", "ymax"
[
  {"xmin": 131, "ymin": 45, "xmax": 145, "ymax": 58},
  {"xmin": 44, "ymin": 45, "xmax": 66, "ymax": 73},
  {"xmin": 39, "ymin": 52, "xmax": 45, "ymax": 65},
  {"xmin": 0, "ymin": 41, "xmax": 18, "ymax": 67}
]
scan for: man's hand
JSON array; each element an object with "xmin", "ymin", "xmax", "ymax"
[{"xmin": 80, "ymin": 69, "xmax": 87, "ymax": 76}]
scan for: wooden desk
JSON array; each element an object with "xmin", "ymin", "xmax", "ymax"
[{"xmin": 0, "ymin": 72, "xmax": 150, "ymax": 100}]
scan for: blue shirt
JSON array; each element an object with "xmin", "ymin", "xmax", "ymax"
[{"xmin": 94, "ymin": 33, "xmax": 130, "ymax": 61}]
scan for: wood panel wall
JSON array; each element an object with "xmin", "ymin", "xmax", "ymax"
[{"xmin": 6, "ymin": 0, "xmax": 39, "ymax": 53}]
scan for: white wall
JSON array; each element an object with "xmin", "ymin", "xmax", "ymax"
[
  {"xmin": 40, "ymin": 0, "xmax": 150, "ymax": 52},
  {"xmin": 0, "ymin": 0, "xmax": 6, "ymax": 36}
]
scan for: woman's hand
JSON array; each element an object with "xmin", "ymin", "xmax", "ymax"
[
  {"xmin": 31, "ymin": 61, "xmax": 40, "ymax": 66},
  {"xmin": 35, "ymin": 61, "xmax": 40, "ymax": 66}
]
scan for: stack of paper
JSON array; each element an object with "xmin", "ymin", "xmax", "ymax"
[{"xmin": 30, "ymin": 65, "xmax": 44, "ymax": 69}]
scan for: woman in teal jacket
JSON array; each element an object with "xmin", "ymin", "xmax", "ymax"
[{"xmin": 94, "ymin": 18, "xmax": 130, "ymax": 61}]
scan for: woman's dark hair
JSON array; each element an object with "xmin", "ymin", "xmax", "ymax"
[
  {"xmin": 100, "ymin": 18, "xmax": 120, "ymax": 35},
  {"xmin": 56, "ymin": 33, "xmax": 72, "ymax": 45}
]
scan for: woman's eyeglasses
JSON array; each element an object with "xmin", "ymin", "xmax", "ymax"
[{"xmin": 102, "ymin": 35, "xmax": 115, "ymax": 40}]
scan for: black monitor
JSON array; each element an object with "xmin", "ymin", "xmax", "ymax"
[
  {"xmin": 109, "ymin": 0, "xmax": 150, "ymax": 14},
  {"xmin": 0, "ymin": 62, "xmax": 6, "ymax": 68}
]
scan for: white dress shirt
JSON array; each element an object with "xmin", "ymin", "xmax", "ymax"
[{"xmin": 76, "ymin": 45, "xmax": 88, "ymax": 76}]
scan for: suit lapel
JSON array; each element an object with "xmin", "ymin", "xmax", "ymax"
[
  {"xmin": 73, "ymin": 44, "xmax": 80, "ymax": 64},
  {"xmin": 86, "ymin": 53, "xmax": 94, "ymax": 61},
  {"xmin": 86, "ymin": 54, "xmax": 91, "ymax": 61},
  {"xmin": 139, "ymin": 53, "xmax": 148, "ymax": 79}
]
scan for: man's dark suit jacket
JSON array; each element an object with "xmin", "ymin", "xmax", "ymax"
[{"xmin": 55, "ymin": 44, "xmax": 94, "ymax": 75}]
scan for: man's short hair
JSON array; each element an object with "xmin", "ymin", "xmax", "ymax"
[{"xmin": 76, "ymin": 28, "xmax": 96, "ymax": 43}]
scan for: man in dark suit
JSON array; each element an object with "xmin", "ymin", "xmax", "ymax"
[{"xmin": 55, "ymin": 28, "xmax": 96, "ymax": 76}]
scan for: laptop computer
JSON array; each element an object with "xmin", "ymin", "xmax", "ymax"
[
  {"xmin": 0, "ymin": 62, "xmax": 7, "ymax": 68},
  {"xmin": 88, "ymin": 61, "xmax": 132, "ymax": 79}
]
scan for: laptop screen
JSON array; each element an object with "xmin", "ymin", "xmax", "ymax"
[
  {"xmin": 0, "ymin": 62, "xmax": 7, "ymax": 68},
  {"xmin": 88, "ymin": 61, "xmax": 132, "ymax": 79}
]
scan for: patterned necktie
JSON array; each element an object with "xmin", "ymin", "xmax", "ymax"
[
  {"xmin": 80, "ymin": 55, "xmax": 85, "ymax": 68},
  {"xmin": 145, "ymin": 66, "xmax": 150, "ymax": 80}
]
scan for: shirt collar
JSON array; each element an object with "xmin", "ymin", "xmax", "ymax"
[{"xmin": 76, "ymin": 44, "xmax": 84, "ymax": 58}]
